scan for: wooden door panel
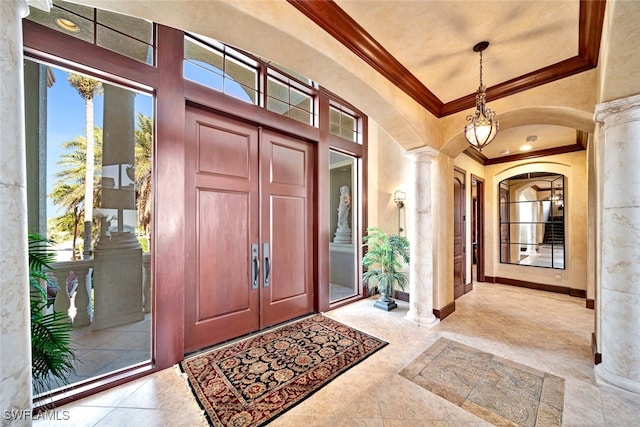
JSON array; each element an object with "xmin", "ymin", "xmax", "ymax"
[
  {"xmin": 197, "ymin": 124, "xmax": 251, "ymax": 179},
  {"xmin": 271, "ymin": 143, "xmax": 306, "ymax": 186},
  {"xmin": 261, "ymin": 130, "xmax": 314, "ymax": 328},
  {"xmin": 270, "ymin": 196, "xmax": 307, "ymax": 301},
  {"xmin": 184, "ymin": 107, "xmax": 259, "ymax": 353},
  {"xmin": 196, "ymin": 190, "xmax": 251, "ymax": 320}
]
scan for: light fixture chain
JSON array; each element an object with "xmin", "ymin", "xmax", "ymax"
[{"xmin": 479, "ymin": 50, "xmax": 484, "ymax": 87}]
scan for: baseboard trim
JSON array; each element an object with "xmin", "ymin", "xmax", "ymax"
[
  {"xmin": 464, "ymin": 281, "xmax": 473, "ymax": 294},
  {"xmin": 434, "ymin": 301, "xmax": 455, "ymax": 320},
  {"xmin": 394, "ymin": 290, "xmax": 409, "ymax": 302},
  {"xmin": 586, "ymin": 299, "xmax": 595, "ymax": 309},
  {"xmin": 592, "ymin": 332, "xmax": 602, "ymax": 365},
  {"xmin": 484, "ymin": 276, "xmax": 586, "ymax": 298},
  {"xmin": 391, "ymin": 291, "xmax": 455, "ymax": 320}
]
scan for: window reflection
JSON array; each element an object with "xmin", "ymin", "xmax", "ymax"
[
  {"xmin": 24, "ymin": 60, "xmax": 153, "ymax": 394},
  {"xmin": 329, "ymin": 152, "xmax": 358, "ymax": 302},
  {"xmin": 499, "ymin": 173, "xmax": 565, "ymax": 269}
]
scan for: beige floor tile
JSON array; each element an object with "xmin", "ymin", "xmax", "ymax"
[{"xmin": 44, "ymin": 283, "xmax": 640, "ymax": 426}]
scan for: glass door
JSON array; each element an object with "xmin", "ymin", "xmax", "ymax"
[{"xmin": 329, "ymin": 151, "xmax": 358, "ymax": 302}]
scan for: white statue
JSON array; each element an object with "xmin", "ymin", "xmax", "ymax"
[{"xmin": 334, "ymin": 185, "xmax": 352, "ymax": 243}]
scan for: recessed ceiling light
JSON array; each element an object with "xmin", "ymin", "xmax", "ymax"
[
  {"xmin": 520, "ymin": 144, "xmax": 532, "ymax": 151},
  {"xmin": 500, "ymin": 149, "xmax": 510, "ymax": 155},
  {"xmin": 55, "ymin": 17, "xmax": 80, "ymax": 33}
]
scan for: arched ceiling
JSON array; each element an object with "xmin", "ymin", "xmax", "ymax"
[{"xmin": 57, "ymin": 1, "xmax": 640, "ymax": 162}]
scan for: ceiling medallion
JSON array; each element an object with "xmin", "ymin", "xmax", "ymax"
[{"xmin": 464, "ymin": 41, "xmax": 499, "ymax": 152}]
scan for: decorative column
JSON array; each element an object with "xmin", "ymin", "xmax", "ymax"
[
  {"xmin": 92, "ymin": 85, "xmax": 143, "ymax": 330},
  {"xmin": 0, "ymin": 0, "xmax": 35, "ymax": 421},
  {"xmin": 405, "ymin": 147, "xmax": 439, "ymax": 327},
  {"xmin": 594, "ymin": 94, "xmax": 640, "ymax": 394}
]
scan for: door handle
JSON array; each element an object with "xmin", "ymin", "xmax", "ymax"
[
  {"xmin": 263, "ymin": 243, "xmax": 270, "ymax": 287},
  {"xmin": 251, "ymin": 243, "xmax": 259, "ymax": 290}
]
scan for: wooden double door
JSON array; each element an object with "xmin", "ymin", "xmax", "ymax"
[{"xmin": 184, "ymin": 106, "xmax": 314, "ymax": 353}]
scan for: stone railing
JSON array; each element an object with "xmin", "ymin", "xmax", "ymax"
[
  {"xmin": 48, "ymin": 259, "xmax": 93, "ymax": 327},
  {"xmin": 49, "ymin": 252, "xmax": 152, "ymax": 328}
]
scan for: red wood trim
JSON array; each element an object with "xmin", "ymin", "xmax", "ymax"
[
  {"xmin": 464, "ymin": 148, "xmax": 488, "ymax": 165},
  {"xmin": 154, "ymin": 25, "xmax": 186, "ymax": 368},
  {"xmin": 464, "ymin": 281, "xmax": 474, "ymax": 294},
  {"xmin": 442, "ymin": 56, "xmax": 594, "ymax": 116},
  {"xmin": 472, "ymin": 174, "xmax": 486, "ymax": 283},
  {"xmin": 360, "ymin": 115, "xmax": 369, "ymax": 300},
  {"xmin": 288, "ymin": 0, "xmax": 605, "ymax": 118},
  {"xmin": 287, "ymin": 0, "xmax": 442, "ymax": 115},
  {"xmin": 579, "ymin": 0, "xmax": 607, "ymax": 65},
  {"xmin": 184, "ymin": 80, "xmax": 320, "ymax": 143},
  {"xmin": 434, "ymin": 301, "xmax": 455, "ymax": 320},
  {"xmin": 577, "ymin": 130, "xmax": 589, "ymax": 150},
  {"xmin": 586, "ymin": 298, "xmax": 595, "ymax": 309},
  {"xmin": 592, "ymin": 332, "xmax": 602, "ymax": 364},
  {"xmin": 33, "ymin": 363, "xmax": 155, "ymax": 413},
  {"xmin": 316, "ymin": 93, "xmax": 332, "ymax": 313},
  {"xmin": 570, "ymin": 288, "xmax": 587, "ymax": 298},
  {"xmin": 23, "ymin": 20, "xmax": 157, "ymax": 90},
  {"xmin": 393, "ymin": 290, "xmax": 409, "ymax": 302},
  {"xmin": 484, "ymin": 143, "xmax": 585, "ymax": 165},
  {"xmin": 485, "ymin": 276, "xmax": 587, "ymax": 298}
]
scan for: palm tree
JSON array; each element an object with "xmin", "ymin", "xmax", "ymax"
[
  {"xmin": 134, "ymin": 113, "xmax": 153, "ymax": 238},
  {"xmin": 50, "ymin": 131, "xmax": 103, "ymax": 259},
  {"xmin": 49, "ymin": 186, "xmax": 82, "ymax": 259},
  {"xmin": 362, "ymin": 226, "xmax": 410, "ymax": 311},
  {"xmin": 67, "ymin": 73, "xmax": 102, "ymax": 259}
]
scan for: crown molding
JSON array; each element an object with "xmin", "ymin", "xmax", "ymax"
[{"xmin": 288, "ymin": 0, "xmax": 606, "ymax": 118}]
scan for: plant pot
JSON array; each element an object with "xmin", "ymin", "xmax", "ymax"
[{"xmin": 373, "ymin": 290, "xmax": 397, "ymax": 311}]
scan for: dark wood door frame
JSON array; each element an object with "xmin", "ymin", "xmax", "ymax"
[
  {"xmin": 471, "ymin": 174, "xmax": 486, "ymax": 283},
  {"xmin": 453, "ymin": 167, "xmax": 466, "ymax": 299}
]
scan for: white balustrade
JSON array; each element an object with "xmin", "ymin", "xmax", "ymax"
[
  {"xmin": 49, "ymin": 253, "xmax": 151, "ymax": 328},
  {"xmin": 49, "ymin": 260, "xmax": 93, "ymax": 326}
]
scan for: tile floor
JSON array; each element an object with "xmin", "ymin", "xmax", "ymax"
[
  {"xmin": 63, "ymin": 315, "xmax": 151, "ymax": 385},
  {"xmin": 36, "ymin": 282, "xmax": 640, "ymax": 426}
]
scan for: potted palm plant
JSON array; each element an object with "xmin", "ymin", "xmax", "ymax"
[
  {"xmin": 29, "ymin": 233, "xmax": 76, "ymax": 395},
  {"xmin": 362, "ymin": 226, "xmax": 410, "ymax": 311}
]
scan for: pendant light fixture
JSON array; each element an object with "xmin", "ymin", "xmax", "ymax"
[{"xmin": 464, "ymin": 41, "xmax": 499, "ymax": 151}]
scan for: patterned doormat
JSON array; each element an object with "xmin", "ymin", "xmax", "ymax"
[
  {"xmin": 400, "ymin": 338, "xmax": 564, "ymax": 427},
  {"xmin": 180, "ymin": 313, "xmax": 387, "ymax": 426}
]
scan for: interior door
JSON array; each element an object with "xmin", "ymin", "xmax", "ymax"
[
  {"xmin": 260, "ymin": 130, "xmax": 314, "ymax": 328},
  {"xmin": 453, "ymin": 168, "xmax": 466, "ymax": 299},
  {"xmin": 184, "ymin": 107, "xmax": 260, "ymax": 352}
]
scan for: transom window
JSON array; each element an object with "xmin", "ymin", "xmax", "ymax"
[
  {"xmin": 184, "ymin": 34, "xmax": 259, "ymax": 105},
  {"xmin": 26, "ymin": 0, "xmax": 155, "ymax": 65},
  {"xmin": 266, "ymin": 68, "xmax": 316, "ymax": 126},
  {"xmin": 330, "ymin": 104, "xmax": 360, "ymax": 143}
]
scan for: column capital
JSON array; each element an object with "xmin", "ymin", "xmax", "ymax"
[
  {"xmin": 595, "ymin": 93, "xmax": 640, "ymax": 125},
  {"xmin": 406, "ymin": 145, "xmax": 439, "ymax": 161}
]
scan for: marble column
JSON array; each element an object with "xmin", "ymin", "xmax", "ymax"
[
  {"xmin": 405, "ymin": 147, "xmax": 439, "ymax": 327},
  {"xmin": 594, "ymin": 93, "xmax": 640, "ymax": 394},
  {"xmin": 0, "ymin": 0, "xmax": 34, "ymax": 421}
]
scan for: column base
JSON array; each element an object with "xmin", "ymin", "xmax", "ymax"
[
  {"xmin": 406, "ymin": 310, "xmax": 439, "ymax": 328},
  {"xmin": 595, "ymin": 364, "xmax": 640, "ymax": 395}
]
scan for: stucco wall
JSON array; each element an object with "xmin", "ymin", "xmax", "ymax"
[{"xmin": 481, "ymin": 151, "xmax": 588, "ymax": 293}]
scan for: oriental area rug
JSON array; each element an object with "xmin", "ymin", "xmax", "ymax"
[
  {"xmin": 180, "ymin": 313, "xmax": 387, "ymax": 426},
  {"xmin": 400, "ymin": 338, "xmax": 565, "ymax": 427}
]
